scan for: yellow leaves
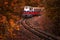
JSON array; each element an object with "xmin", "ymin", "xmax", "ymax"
[
  {"xmin": 8, "ymin": 28, "xmax": 13, "ymax": 34},
  {"xmin": 9, "ymin": 19, "xmax": 15, "ymax": 27},
  {"xmin": 8, "ymin": 28, "xmax": 14, "ymax": 37},
  {"xmin": 0, "ymin": 12, "xmax": 21, "ymax": 38},
  {"xmin": 14, "ymin": 25, "xmax": 20, "ymax": 30},
  {"xmin": 8, "ymin": 18, "xmax": 20, "ymax": 37},
  {"xmin": 9, "ymin": 18, "xmax": 20, "ymax": 31}
]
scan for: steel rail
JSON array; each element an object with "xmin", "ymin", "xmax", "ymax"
[
  {"xmin": 21, "ymin": 19, "xmax": 53, "ymax": 40},
  {"xmin": 25, "ymin": 19, "xmax": 60, "ymax": 40}
]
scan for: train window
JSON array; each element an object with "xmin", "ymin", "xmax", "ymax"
[
  {"xmin": 25, "ymin": 7, "xmax": 28, "ymax": 9},
  {"xmin": 30, "ymin": 8, "xmax": 32, "ymax": 10}
]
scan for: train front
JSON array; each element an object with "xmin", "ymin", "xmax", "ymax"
[
  {"xmin": 22, "ymin": 6, "xmax": 41, "ymax": 18},
  {"xmin": 22, "ymin": 6, "xmax": 32, "ymax": 18}
]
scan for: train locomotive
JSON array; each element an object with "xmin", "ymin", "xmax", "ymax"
[{"xmin": 22, "ymin": 6, "xmax": 43, "ymax": 18}]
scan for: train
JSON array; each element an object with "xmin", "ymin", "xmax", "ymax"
[{"xmin": 22, "ymin": 6, "xmax": 44, "ymax": 18}]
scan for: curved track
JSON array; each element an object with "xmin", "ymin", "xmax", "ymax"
[{"xmin": 21, "ymin": 18, "xmax": 59, "ymax": 40}]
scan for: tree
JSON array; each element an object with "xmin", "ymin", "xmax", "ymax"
[{"xmin": 45, "ymin": 0, "xmax": 60, "ymax": 36}]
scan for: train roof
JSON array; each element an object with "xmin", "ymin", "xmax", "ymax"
[
  {"xmin": 24, "ymin": 6, "xmax": 45, "ymax": 10},
  {"xmin": 32, "ymin": 7, "xmax": 45, "ymax": 9}
]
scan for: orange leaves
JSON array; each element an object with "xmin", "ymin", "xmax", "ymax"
[
  {"xmin": 14, "ymin": 25, "xmax": 20, "ymax": 30},
  {"xmin": 13, "ymin": 0, "xmax": 17, "ymax": 3},
  {"xmin": 0, "ymin": 15, "xmax": 6, "ymax": 23},
  {"xmin": 4, "ymin": 2, "xmax": 8, "ymax": 5},
  {"xmin": 11, "ymin": 0, "xmax": 17, "ymax": 7},
  {"xmin": 0, "ymin": 4, "xmax": 2, "ymax": 6},
  {"xmin": 9, "ymin": 19, "xmax": 15, "ymax": 28},
  {"xmin": 11, "ymin": 2, "xmax": 15, "ymax": 7},
  {"xmin": 9, "ymin": 18, "xmax": 20, "ymax": 31}
]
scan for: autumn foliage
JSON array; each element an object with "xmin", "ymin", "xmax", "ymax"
[
  {"xmin": 45, "ymin": 0, "xmax": 60, "ymax": 36},
  {"xmin": 0, "ymin": 0, "xmax": 43, "ymax": 39},
  {"xmin": 0, "ymin": 0, "xmax": 60, "ymax": 39}
]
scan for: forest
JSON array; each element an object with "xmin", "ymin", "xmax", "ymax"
[{"xmin": 0, "ymin": 0, "xmax": 60, "ymax": 40}]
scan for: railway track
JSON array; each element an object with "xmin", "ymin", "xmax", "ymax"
[{"xmin": 20, "ymin": 18, "xmax": 60, "ymax": 40}]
